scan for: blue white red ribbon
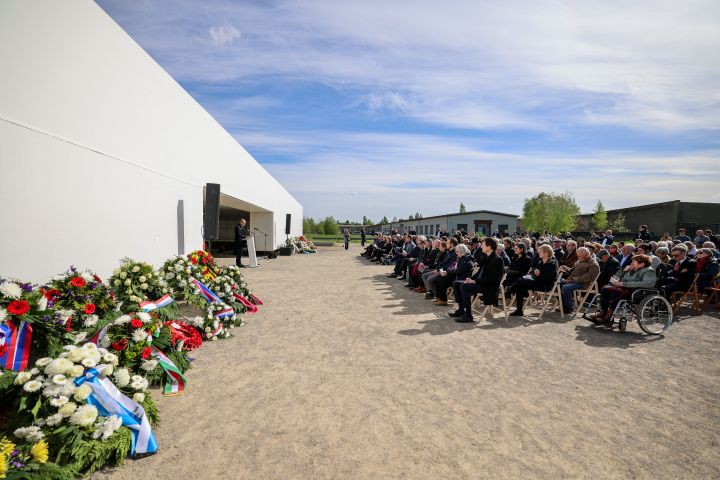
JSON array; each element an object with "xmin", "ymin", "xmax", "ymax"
[
  {"xmin": 0, "ymin": 320, "xmax": 32, "ymax": 371},
  {"xmin": 74, "ymin": 365, "xmax": 158, "ymax": 457},
  {"xmin": 191, "ymin": 278, "xmax": 234, "ymax": 318},
  {"xmin": 139, "ymin": 295, "xmax": 175, "ymax": 312},
  {"xmin": 89, "ymin": 323, "xmax": 113, "ymax": 345},
  {"xmin": 233, "ymin": 293, "xmax": 257, "ymax": 314}
]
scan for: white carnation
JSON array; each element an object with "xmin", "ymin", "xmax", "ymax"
[
  {"xmin": 140, "ymin": 359, "xmax": 158, "ymax": 372},
  {"xmin": 137, "ymin": 312, "xmax": 151, "ymax": 323},
  {"xmin": 83, "ymin": 314, "xmax": 99, "ymax": 327},
  {"xmin": 114, "ymin": 369, "xmax": 130, "ymax": 387},
  {"xmin": 26, "ymin": 430, "xmax": 46, "ymax": 442},
  {"xmin": 0, "ymin": 282, "xmax": 22, "ymax": 299},
  {"xmin": 99, "ymin": 335, "xmax": 111, "ymax": 348},
  {"xmin": 115, "ymin": 315, "xmax": 131, "ymax": 325},
  {"xmin": 45, "ymin": 413, "xmax": 64, "ymax": 426}
]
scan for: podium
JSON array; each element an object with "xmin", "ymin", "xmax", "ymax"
[{"xmin": 247, "ymin": 235, "xmax": 260, "ymax": 268}]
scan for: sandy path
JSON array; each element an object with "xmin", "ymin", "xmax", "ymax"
[{"xmin": 91, "ymin": 244, "xmax": 720, "ymax": 479}]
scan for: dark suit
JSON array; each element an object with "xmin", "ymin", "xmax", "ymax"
[
  {"xmin": 618, "ymin": 254, "xmax": 634, "ymax": 269},
  {"xmin": 453, "ymin": 252, "xmax": 505, "ymax": 313},
  {"xmin": 234, "ymin": 224, "xmax": 247, "ymax": 266},
  {"xmin": 597, "ymin": 256, "xmax": 621, "ymax": 288},
  {"xmin": 660, "ymin": 257, "xmax": 697, "ymax": 300},
  {"xmin": 436, "ymin": 255, "xmax": 474, "ymax": 301}
]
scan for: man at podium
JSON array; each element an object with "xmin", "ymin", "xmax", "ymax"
[{"xmin": 235, "ymin": 218, "xmax": 247, "ymax": 267}]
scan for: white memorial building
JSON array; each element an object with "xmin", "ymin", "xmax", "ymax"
[{"xmin": 0, "ymin": 1, "xmax": 303, "ymax": 282}]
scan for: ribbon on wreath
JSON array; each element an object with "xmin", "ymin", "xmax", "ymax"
[
  {"xmin": 150, "ymin": 346, "xmax": 187, "ymax": 396},
  {"xmin": 249, "ymin": 294, "xmax": 263, "ymax": 306},
  {"xmin": 232, "ymin": 293, "xmax": 257, "ymax": 314},
  {"xmin": 139, "ymin": 295, "xmax": 175, "ymax": 312},
  {"xmin": 89, "ymin": 323, "xmax": 113, "ymax": 345},
  {"xmin": 191, "ymin": 279, "xmax": 234, "ymax": 318},
  {"xmin": 0, "ymin": 320, "xmax": 33, "ymax": 371},
  {"xmin": 74, "ymin": 365, "xmax": 158, "ymax": 457}
]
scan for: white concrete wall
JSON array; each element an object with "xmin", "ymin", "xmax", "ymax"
[{"xmin": 0, "ymin": 0, "xmax": 302, "ymax": 282}]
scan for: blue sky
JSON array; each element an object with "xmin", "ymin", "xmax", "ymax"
[{"xmin": 96, "ymin": 0, "xmax": 720, "ymax": 223}]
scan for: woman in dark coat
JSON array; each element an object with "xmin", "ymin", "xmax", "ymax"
[
  {"xmin": 696, "ymin": 248, "xmax": 720, "ymax": 293},
  {"xmin": 506, "ymin": 244, "xmax": 558, "ymax": 316},
  {"xmin": 503, "ymin": 243, "xmax": 532, "ymax": 288}
]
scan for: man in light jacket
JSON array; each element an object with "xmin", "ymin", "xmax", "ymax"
[{"xmin": 558, "ymin": 247, "xmax": 600, "ymax": 314}]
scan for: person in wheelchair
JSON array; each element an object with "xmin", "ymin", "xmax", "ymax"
[{"xmin": 590, "ymin": 254, "xmax": 656, "ymax": 325}]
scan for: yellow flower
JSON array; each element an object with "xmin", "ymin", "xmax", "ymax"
[
  {"xmin": 30, "ymin": 439, "xmax": 49, "ymax": 463},
  {"xmin": 0, "ymin": 453, "xmax": 8, "ymax": 477},
  {"xmin": 0, "ymin": 437, "xmax": 14, "ymax": 456}
]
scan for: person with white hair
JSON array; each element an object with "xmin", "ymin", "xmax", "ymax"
[{"xmin": 557, "ymin": 247, "xmax": 600, "ymax": 314}]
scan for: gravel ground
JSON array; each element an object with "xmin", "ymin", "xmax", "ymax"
[{"xmin": 91, "ymin": 243, "xmax": 720, "ymax": 480}]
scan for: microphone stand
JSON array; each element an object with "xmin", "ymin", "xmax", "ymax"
[{"xmin": 253, "ymin": 228, "xmax": 269, "ymax": 252}]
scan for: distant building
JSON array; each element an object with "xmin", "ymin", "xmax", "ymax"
[
  {"xmin": 577, "ymin": 200, "xmax": 720, "ymax": 237},
  {"xmin": 373, "ymin": 210, "xmax": 519, "ymax": 236}
]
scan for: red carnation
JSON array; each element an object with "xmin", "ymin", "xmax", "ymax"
[
  {"xmin": 112, "ymin": 342, "xmax": 123, "ymax": 351},
  {"xmin": 7, "ymin": 300, "xmax": 30, "ymax": 316},
  {"xmin": 202, "ymin": 258, "xmax": 207, "ymax": 265},
  {"xmin": 141, "ymin": 346, "xmax": 152, "ymax": 359},
  {"xmin": 84, "ymin": 303, "xmax": 96, "ymax": 314},
  {"xmin": 66, "ymin": 318, "xmax": 72, "ymax": 332},
  {"xmin": 70, "ymin": 277, "xmax": 86, "ymax": 288},
  {"xmin": 191, "ymin": 257, "xmax": 197, "ymax": 264},
  {"xmin": 130, "ymin": 319, "xmax": 143, "ymax": 328}
]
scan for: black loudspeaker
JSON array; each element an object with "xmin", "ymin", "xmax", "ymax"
[
  {"xmin": 285, "ymin": 213, "xmax": 291, "ymax": 235},
  {"xmin": 204, "ymin": 183, "xmax": 221, "ymax": 240}
]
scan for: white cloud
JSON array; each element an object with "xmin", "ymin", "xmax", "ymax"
[{"xmin": 208, "ymin": 19, "xmax": 240, "ymax": 47}]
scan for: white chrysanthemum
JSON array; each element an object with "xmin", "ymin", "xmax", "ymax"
[
  {"xmin": 83, "ymin": 314, "xmax": 99, "ymax": 327},
  {"xmin": 45, "ymin": 412, "xmax": 64, "ymax": 426},
  {"xmin": 23, "ymin": 380, "xmax": 43, "ymax": 392},
  {"xmin": 58, "ymin": 401, "xmax": 77, "ymax": 417},
  {"xmin": 62, "ymin": 381, "xmax": 76, "ymax": 396},
  {"xmin": 115, "ymin": 315, "xmax": 131, "ymax": 325},
  {"xmin": 179, "ymin": 280, "xmax": 187, "ymax": 288},
  {"xmin": 98, "ymin": 347, "xmax": 108, "ymax": 355},
  {"xmin": 35, "ymin": 357, "xmax": 53, "ymax": 368},
  {"xmin": 26, "ymin": 430, "xmax": 45, "ymax": 442},
  {"xmin": 120, "ymin": 272, "xmax": 127, "ymax": 279},
  {"xmin": 63, "ymin": 345, "xmax": 78, "ymax": 352},
  {"xmin": 81, "ymin": 358, "xmax": 97, "ymax": 369},
  {"xmin": 114, "ymin": 369, "xmax": 130, "ymax": 388},
  {"xmin": 43, "ymin": 385, "xmax": 64, "ymax": 399},
  {"xmin": 82, "ymin": 342, "xmax": 98, "ymax": 351},
  {"xmin": 73, "ymin": 383, "xmax": 92, "ymax": 401},
  {"xmin": 0, "ymin": 307, "xmax": 7, "ymax": 322},
  {"xmin": 92, "ymin": 415, "xmax": 122, "ymax": 440},
  {"xmin": 68, "ymin": 348, "xmax": 85, "ymax": 362},
  {"xmin": 52, "ymin": 374, "xmax": 68, "ymax": 385},
  {"xmin": 132, "ymin": 329, "xmax": 147, "ymax": 342},
  {"xmin": 37, "ymin": 295, "xmax": 48, "ymax": 311},
  {"xmin": 99, "ymin": 335, "xmax": 111, "ymax": 348},
  {"xmin": 70, "ymin": 404, "xmax": 98, "ymax": 426},
  {"xmin": 131, "ymin": 375, "xmax": 144, "ymax": 383},
  {"xmin": 0, "ymin": 282, "xmax": 22, "ymax": 299},
  {"xmin": 29, "ymin": 367, "xmax": 39, "ymax": 375},
  {"xmin": 50, "ymin": 396, "xmax": 69, "ymax": 407},
  {"xmin": 140, "ymin": 359, "xmax": 158, "ymax": 372},
  {"xmin": 132, "ymin": 266, "xmax": 140, "ymax": 273},
  {"xmin": 69, "ymin": 365, "xmax": 84, "ymax": 378},
  {"xmin": 80, "ymin": 271, "xmax": 94, "ymax": 283},
  {"xmin": 130, "ymin": 380, "xmax": 144, "ymax": 390},
  {"xmin": 74, "ymin": 332, "xmax": 88, "ymax": 344},
  {"xmin": 133, "ymin": 392, "xmax": 145, "ymax": 403},
  {"xmin": 103, "ymin": 353, "xmax": 118, "ymax": 365},
  {"xmin": 137, "ymin": 312, "xmax": 151, "ymax": 323},
  {"xmin": 44, "ymin": 358, "xmax": 74, "ymax": 376}
]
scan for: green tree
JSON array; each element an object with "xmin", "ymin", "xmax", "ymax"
[
  {"xmin": 320, "ymin": 216, "xmax": 338, "ymax": 235},
  {"xmin": 381, "ymin": 216, "xmax": 389, "ymax": 224},
  {"xmin": 363, "ymin": 217, "xmax": 374, "ymax": 225},
  {"xmin": 408, "ymin": 214, "xmax": 415, "ymax": 220},
  {"xmin": 303, "ymin": 216, "xmax": 311, "ymax": 234},
  {"xmin": 391, "ymin": 216, "xmax": 398, "ymax": 222},
  {"xmin": 415, "ymin": 212, "xmax": 422, "ymax": 219},
  {"xmin": 591, "ymin": 200, "xmax": 608, "ymax": 230},
  {"xmin": 608, "ymin": 213, "xmax": 630, "ymax": 233},
  {"xmin": 459, "ymin": 203, "xmax": 467, "ymax": 213},
  {"xmin": 522, "ymin": 191, "xmax": 580, "ymax": 233},
  {"xmin": 316, "ymin": 221, "xmax": 325, "ymax": 235}
]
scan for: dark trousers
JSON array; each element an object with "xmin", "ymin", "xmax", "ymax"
[
  {"xmin": 453, "ymin": 280, "xmax": 486, "ymax": 313},
  {"xmin": 509, "ymin": 278, "xmax": 544, "ymax": 311},
  {"xmin": 435, "ymin": 274, "xmax": 457, "ymax": 301},
  {"xmin": 661, "ymin": 281, "xmax": 685, "ymax": 302},
  {"xmin": 235, "ymin": 240, "xmax": 246, "ymax": 266},
  {"xmin": 394, "ymin": 258, "xmax": 411, "ymax": 275}
]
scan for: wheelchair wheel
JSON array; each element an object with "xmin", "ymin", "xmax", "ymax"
[
  {"xmin": 618, "ymin": 319, "xmax": 627, "ymax": 333},
  {"xmin": 637, "ymin": 295, "xmax": 673, "ymax": 335}
]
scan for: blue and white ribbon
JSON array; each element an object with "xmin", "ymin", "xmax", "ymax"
[{"xmin": 74, "ymin": 365, "xmax": 158, "ymax": 457}]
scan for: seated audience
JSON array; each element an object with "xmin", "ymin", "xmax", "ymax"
[
  {"xmin": 658, "ymin": 245, "xmax": 697, "ymax": 301},
  {"xmin": 496, "ymin": 244, "xmax": 510, "ymax": 267},
  {"xmin": 433, "ymin": 244, "xmax": 474, "ymax": 305},
  {"xmin": 557, "ymin": 247, "xmax": 600, "ymax": 314},
  {"xmin": 694, "ymin": 229, "xmax": 711, "ymax": 248},
  {"xmin": 617, "ymin": 244, "xmax": 635, "ymax": 269},
  {"xmin": 503, "ymin": 243, "xmax": 532, "ymax": 288},
  {"xmin": 596, "ymin": 249, "xmax": 621, "ymax": 289},
  {"xmin": 505, "ymin": 244, "xmax": 558, "ymax": 317},
  {"xmin": 636, "ymin": 244, "xmax": 660, "ymax": 269},
  {"xmin": 448, "ymin": 237, "xmax": 505, "ymax": 322},
  {"xmin": 422, "ymin": 239, "xmax": 458, "ymax": 299},
  {"xmin": 634, "ymin": 225, "xmax": 651, "ymax": 242},
  {"xmin": 590, "ymin": 254, "xmax": 657, "ymax": 324},
  {"xmin": 558, "ymin": 240, "xmax": 579, "ymax": 269},
  {"xmin": 695, "ymin": 248, "xmax": 720, "ymax": 294}
]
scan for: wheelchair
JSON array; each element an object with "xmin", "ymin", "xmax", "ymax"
[{"xmin": 582, "ymin": 288, "xmax": 673, "ymax": 335}]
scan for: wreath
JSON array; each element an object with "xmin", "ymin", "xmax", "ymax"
[{"xmin": 164, "ymin": 321, "xmax": 203, "ymax": 351}]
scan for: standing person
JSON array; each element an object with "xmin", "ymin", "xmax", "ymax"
[
  {"xmin": 634, "ymin": 225, "xmax": 651, "ymax": 242},
  {"xmin": 343, "ymin": 229, "xmax": 350, "ymax": 251},
  {"xmin": 361, "ymin": 228, "xmax": 366, "ymax": 247},
  {"xmin": 235, "ymin": 219, "xmax": 247, "ymax": 268}
]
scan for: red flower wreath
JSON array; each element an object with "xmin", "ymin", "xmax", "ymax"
[
  {"xmin": 164, "ymin": 321, "xmax": 203, "ymax": 351},
  {"xmin": 7, "ymin": 300, "xmax": 30, "ymax": 316},
  {"xmin": 70, "ymin": 277, "xmax": 86, "ymax": 288}
]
